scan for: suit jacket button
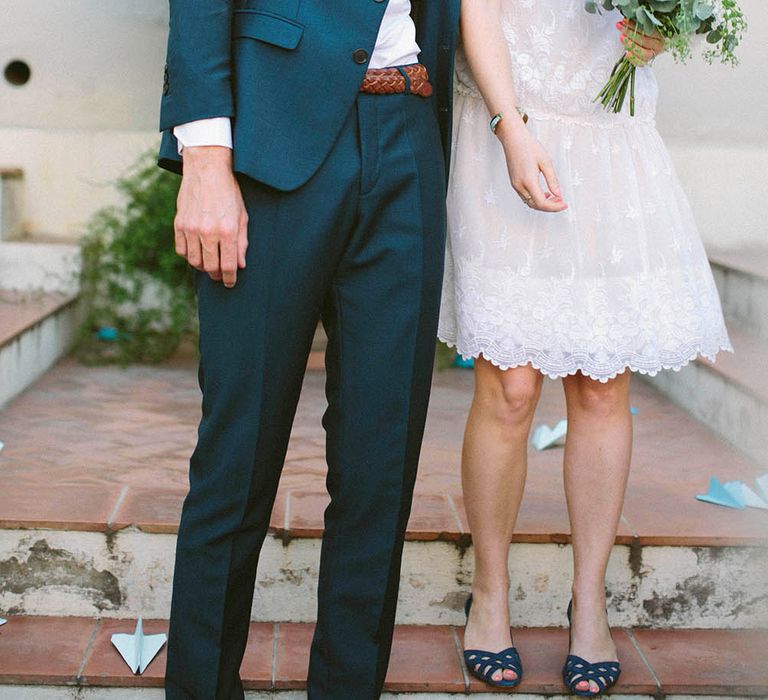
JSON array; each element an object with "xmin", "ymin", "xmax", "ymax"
[{"xmin": 353, "ymin": 49, "xmax": 369, "ymax": 64}]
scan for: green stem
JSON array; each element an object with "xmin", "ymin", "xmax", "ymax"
[{"xmin": 594, "ymin": 57, "xmax": 637, "ymax": 116}]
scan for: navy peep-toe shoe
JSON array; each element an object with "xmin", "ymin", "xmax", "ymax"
[
  {"xmin": 562, "ymin": 600, "xmax": 621, "ymax": 697},
  {"xmin": 462, "ymin": 593, "xmax": 523, "ymax": 688}
]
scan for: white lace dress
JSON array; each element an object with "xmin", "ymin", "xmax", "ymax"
[{"xmin": 438, "ymin": 0, "xmax": 732, "ymax": 381}]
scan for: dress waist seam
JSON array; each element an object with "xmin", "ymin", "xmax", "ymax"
[{"xmin": 525, "ymin": 110, "xmax": 656, "ymax": 129}]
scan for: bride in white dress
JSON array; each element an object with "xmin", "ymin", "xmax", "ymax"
[{"xmin": 440, "ymin": 0, "xmax": 731, "ymax": 694}]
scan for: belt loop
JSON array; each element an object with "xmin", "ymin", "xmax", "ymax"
[{"xmin": 396, "ymin": 66, "xmax": 411, "ymax": 94}]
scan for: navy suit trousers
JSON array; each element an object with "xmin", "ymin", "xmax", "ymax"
[{"xmin": 165, "ymin": 91, "xmax": 447, "ymax": 700}]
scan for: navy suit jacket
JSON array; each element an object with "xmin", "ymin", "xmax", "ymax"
[{"xmin": 158, "ymin": 0, "xmax": 460, "ymax": 191}]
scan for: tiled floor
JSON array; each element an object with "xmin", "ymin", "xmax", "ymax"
[
  {"xmin": 0, "ymin": 616, "xmax": 766, "ymax": 694},
  {"xmin": 0, "ymin": 358, "xmax": 766, "ymax": 545}
]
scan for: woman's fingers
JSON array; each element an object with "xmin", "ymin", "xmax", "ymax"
[
  {"xmin": 539, "ymin": 158, "xmax": 562, "ymax": 199},
  {"xmin": 619, "ymin": 19, "xmax": 665, "ymax": 66},
  {"xmin": 625, "ymin": 44, "xmax": 657, "ymax": 67},
  {"xmin": 623, "ymin": 28, "xmax": 663, "ymax": 51},
  {"xmin": 523, "ymin": 177, "xmax": 568, "ymax": 213}
]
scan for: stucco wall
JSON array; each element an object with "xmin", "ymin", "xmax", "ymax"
[
  {"xmin": 0, "ymin": 0, "xmax": 765, "ymax": 248},
  {"xmin": 0, "ymin": 0, "xmax": 167, "ymax": 239}
]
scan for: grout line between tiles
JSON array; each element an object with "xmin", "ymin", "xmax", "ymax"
[
  {"xmin": 446, "ymin": 494, "xmax": 465, "ymax": 534},
  {"xmin": 450, "ymin": 625, "xmax": 470, "ymax": 692},
  {"xmin": 284, "ymin": 492, "xmax": 292, "ymax": 535},
  {"xmin": 625, "ymin": 627, "xmax": 662, "ymax": 696},
  {"xmin": 107, "ymin": 484, "xmax": 130, "ymax": 529},
  {"xmin": 271, "ymin": 622, "xmax": 279, "ymax": 690},
  {"xmin": 76, "ymin": 618, "xmax": 101, "ymax": 683},
  {"xmin": 620, "ymin": 513, "xmax": 640, "ymax": 539}
]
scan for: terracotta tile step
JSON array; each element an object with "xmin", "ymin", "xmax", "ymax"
[
  {"xmin": 1, "ymin": 361, "xmax": 767, "ymax": 549},
  {"xmin": 0, "ymin": 616, "xmax": 766, "ymax": 695},
  {"xmin": 2, "ymin": 479, "xmax": 766, "ymax": 548}
]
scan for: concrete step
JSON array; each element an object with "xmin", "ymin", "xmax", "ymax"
[
  {"xmin": 644, "ymin": 325, "xmax": 768, "ymax": 467},
  {"xmin": 0, "ymin": 291, "xmax": 79, "ymax": 408},
  {"xmin": 0, "ymin": 616, "xmax": 766, "ymax": 698},
  {"xmin": 1, "ymin": 361, "xmax": 766, "ymax": 629},
  {"xmin": 2, "ymin": 527, "xmax": 765, "ymax": 630},
  {"xmin": 642, "ymin": 248, "xmax": 768, "ymax": 465},
  {"xmin": 710, "ymin": 248, "xmax": 768, "ymax": 341}
]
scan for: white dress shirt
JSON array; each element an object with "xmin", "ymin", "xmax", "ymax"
[{"xmin": 173, "ymin": 0, "xmax": 420, "ymax": 152}]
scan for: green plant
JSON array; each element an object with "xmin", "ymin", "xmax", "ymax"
[
  {"xmin": 76, "ymin": 151, "xmax": 196, "ymax": 364},
  {"xmin": 435, "ymin": 340, "xmax": 459, "ymax": 371}
]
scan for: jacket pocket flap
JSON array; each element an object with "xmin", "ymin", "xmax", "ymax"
[{"xmin": 233, "ymin": 11, "xmax": 304, "ymax": 50}]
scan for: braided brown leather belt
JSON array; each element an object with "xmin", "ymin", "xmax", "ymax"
[{"xmin": 360, "ymin": 63, "xmax": 433, "ymax": 98}]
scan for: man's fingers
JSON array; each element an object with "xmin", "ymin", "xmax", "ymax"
[
  {"xmin": 200, "ymin": 235, "xmax": 221, "ymax": 277},
  {"xmin": 237, "ymin": 215, "xmax": 248, "ymax": 269},
  {"xmin": 220, "ymin": 238, "xmax": 239, "ymax": 288},
  {"xmin": 185, "ymin": 233, "xmax": 204, "ymax": 270},
  {"xmin": 174, "ymin": 220, "xmax": 188, "ymax": 258}
]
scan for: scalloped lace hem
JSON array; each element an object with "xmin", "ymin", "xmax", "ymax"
[{"xmin": 437, "ymin": 336, "xmax": 734, "ymax": 383}]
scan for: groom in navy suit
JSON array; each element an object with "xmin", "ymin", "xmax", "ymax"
[{"xmin": 158, "ymin": 1, "xmax": 460, "ymax": 697}]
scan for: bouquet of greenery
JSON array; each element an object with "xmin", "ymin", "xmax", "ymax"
[{"xmin": 585, "ymin": 0, "xmax": 747, "ymax": 115}]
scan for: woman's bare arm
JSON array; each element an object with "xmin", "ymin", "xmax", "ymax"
[{"xmin": 461, "ymin": 0, "xmax": 567, "ymax": 212}]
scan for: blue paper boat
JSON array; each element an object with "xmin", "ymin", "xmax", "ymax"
[{"xmin": 696, "ymin": 476, "xmax": 746, "ymax": 510}]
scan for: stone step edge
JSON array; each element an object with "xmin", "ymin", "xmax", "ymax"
[
  {"xmin": 3, "ymin": 511, "xmax": 767, "ymax": 548},
  {"xmin": 0, "ymin": 291, "xmax": 78, "ymax": 351},
  {"xmin": 709, "ymin": 251, "xmax": 768, "ymax": 285},
  {"xmin": 1, "ymin": 616, "xmax": 766, "ymax": 696},
  {"xmin": 0, "ymin": 293, "xmax": 81, "ymax": 409},
  {"xmin": 693, "ymin": 325, "xmax": 768, "ymax": 405}
]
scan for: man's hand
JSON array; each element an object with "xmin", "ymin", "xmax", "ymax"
[{"xmin": 174, "ymin": 146, "xmax": 248, "ymax": 288}]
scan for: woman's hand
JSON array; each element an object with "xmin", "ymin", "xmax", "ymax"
[
  {"xmin": 497, "ymin": 117, "xmax": 568, "ymax": 213},
  {"xmin": 619, "ymin": 19, "xmax": 666, "ymax": 67},
  {"xmin": 460, "ymin": 0, "xmax": 566, "ymax": 213}
]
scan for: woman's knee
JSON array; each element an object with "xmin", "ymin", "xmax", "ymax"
[
  {"xmin": 568, "ymin": 373, "xmax": 629, "ymax": 417},
  {"xmin": 475, "ymin": 360, "xmax": 542, "ymax": 427}
]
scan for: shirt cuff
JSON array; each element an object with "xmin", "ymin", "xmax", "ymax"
[{"xmin": 173, "ymin": 117, "xmax": 233, "ymax": 154}]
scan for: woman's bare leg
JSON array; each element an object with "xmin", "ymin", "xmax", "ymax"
[
  {"xmin": 462, "ymin": 358, "xmax": 543, "ymax": 682},
  {"xmin": 562, "ymin": 371, "xmax": 633, "ymax": 693}
]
